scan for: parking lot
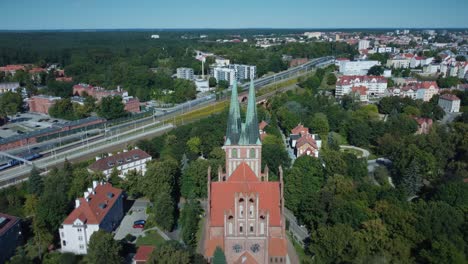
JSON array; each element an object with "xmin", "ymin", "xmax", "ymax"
[
  {"xmin": 114, "ymin": 199, "xmax": 149, "ymax": 240},
  {"xmin": 0, "ymin": 113, "xmax": 66, "ymax": 140}
]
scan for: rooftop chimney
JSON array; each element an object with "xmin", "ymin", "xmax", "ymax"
[
  {"xmin": 84, "ymin": 191, "xmax": 89, "ymax": 199},
  {"xmin": 92, "ymin": 180, "xmax": 98, "ymax": 189},
  {"xmin": 75, "ymin": 199, "xmax": 80, "ymax": 208}
]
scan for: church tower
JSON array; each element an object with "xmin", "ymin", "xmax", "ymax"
[{"xmin": 222, "ymin": 79, "xmax": 264, "ymax": 179}]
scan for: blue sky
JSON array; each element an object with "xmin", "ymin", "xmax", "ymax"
[{"xmin": 1, "ymin": 0, "xmax": 467, "ymax": 30}]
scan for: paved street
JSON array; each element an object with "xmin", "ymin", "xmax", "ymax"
[{"xmin": 114, "ymin": 199, "xmax": 149, "ymax": 240}]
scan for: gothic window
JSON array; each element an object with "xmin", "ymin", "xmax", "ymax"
[
  {"xmin": 249, "ymin": 204, "xmax": 254, "ymax": 217},
  {"xmin": 232, "ymin": 148, "xmax": 238, "ymax": 158},
  {"xmin": 239, "ymin": 205, "xmax": 244, "ymax": 218},
  {"xmin": 250, "ymin": 243, "xmax": 260, "ymax": 253},
  {"xmin": 260, "ymin": 222, "xmax": 265, "ymax": 235},
  {"xmin": 228, "ymin": 222, "xmax": 233, "ymax": 235},
  {"xmin": 233, "ymin": 244, "xmax": 242, "ymax": 253},
  {"xmin": 250, "ymin": 224, "xmax": 254, "ymax": 233},
  {"xmin": 239, "ymin": 224, "xmax": 243, "ymax": 233},
  {"xmin": 250, "ymin": 148, "xmax": 255, "ymax": 158}
]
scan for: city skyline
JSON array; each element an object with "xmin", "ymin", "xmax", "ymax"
[{"xmin": 1, "ymin": 0, "xmax": 467, "ymax": 30}]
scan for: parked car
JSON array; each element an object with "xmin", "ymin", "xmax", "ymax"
[
  {"xmin": 133, "ymin": 224, "xmax": 145, "ymax": 229},
  {"xmin": 134, "ymin": 220, "xmax": 146, "ymax": 225}
]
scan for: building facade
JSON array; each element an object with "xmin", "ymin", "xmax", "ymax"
[
  {"xmin": 213, "ymin": 67, "xmax": 236, "ymax": 86},
  {"xmin": 0, "ymin": 213, "xmax": 21, "ymax": 264},
  {"xmin": 28, "ymin": 95, "xmax": 61, "ymax": 114},
  {"xmin": 335, "ymin": 75, "xmax": 388, "ymax": 98},
  {"xmin": 228, "ymin": 64, "xmax": 257, "ymax": 81},
  {"xmin": 176, "ymin": 67, "xmax": 195, "ymax": 80},
  {"xmin": 338, "ymin": 60, "xmax": 380, "ymax": 75},
  {"xmin": 59, "ymin": 182, "xmax": 123, "ymax": 255},
  {"xmin": 89, "ymin": 148, "xmax": 152, "ymax": 178},
  {"xmin": 438, "ymin": 94, "xmax": 461, "ymax": 113},
  {"xmin": 204, "ymin": 80, "xmax": 288, "ymax": 263}
]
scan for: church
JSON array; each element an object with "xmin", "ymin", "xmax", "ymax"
[{"xmin": 204, "ymin": 80, "xmax": 288, "ymax": 263}]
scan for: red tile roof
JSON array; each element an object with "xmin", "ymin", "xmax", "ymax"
[
  {"xmin": 258, "ymin": 120, "xmax": 268, "ymax": 130},
  {"xmin": 296, "ymin": 134, "xmax": 318, "ymax": 149},
  {"xmin": 62, "ymin": 182, "xmax": 122, "ymax": 225},
  {"xmin": 291, "ymin": 124, "xmax": 309, "ymax": 135},
  {"xmin": 414, "ymin": 117, "xmax": 433, "ymax": 126},
  {"xmin": 268, "ymin": 237, "xmax": 287, "ymax": 256},
  {"xmin": 89, "ymin": 149, "xmax": 151, "ymax": 172},
  {"xmin": 0, "ymin": 65, "xmax": 26, "ymax": 71},
  {"xmin": 351, "ymin": 86, "xmax": 368, "ymax": 96},
  {"xmin": 134, "ymin": 245, "xmax": 155, "ymax": 263},
  {"xmin": 440, "ymin": 94, "xmax": 460, "ymax": 101},
  {"xmin": 210, "ymin": 163, "xmax": 282, "ymax": 226}
]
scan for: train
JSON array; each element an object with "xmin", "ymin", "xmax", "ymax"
[{"xmin": 0, "ymin": 153, "xmax": 43, "ymax": 171}]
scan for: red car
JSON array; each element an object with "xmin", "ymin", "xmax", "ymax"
[{"xmin": 133, "ymin": 224, "xmax": 145, "ymax": 229}]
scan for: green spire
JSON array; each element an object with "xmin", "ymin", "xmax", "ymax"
[
  {"xmin": 240, "ymin": 79, "xmax": 261, "ymax": 145},
  {"xmin": 225, "ymin": 79, "xmax": 242, "ymax": 145}
]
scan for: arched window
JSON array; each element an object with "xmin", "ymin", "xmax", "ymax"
[
  {"xmin": 250, "ymin": 224, "xmax": 254, "ymax": 233},
  {"xmin": 239, "ymin": 205, "xmax": 244, "ymax": 218},
  {"xmin": 228, "ymin": 222, "xmax": 233, "ymax": 235},
  {"xmin": 249, "ymin": 204, "xmax": 254, "ymax": 217},
  {"xmin": 260, "ymin": 222, "xmax": 265, "ymax": 235},
  {"xmin": 250, "ymin": 148, "xmax": 255, "ymax": 158},
  {"xmin": 232, "ymin": 148, "xmax": 238, "ymax": 158},
  {"xmin": 239, "ymin": 224, "xmax": 243, "ymax": 233}
]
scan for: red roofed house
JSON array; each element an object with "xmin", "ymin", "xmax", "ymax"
[
  {"xmin": 73, "ymin": 84, "xmax": 140, "ymax": 113},
  {"xmin": 59, "ymin": 181, "xmax": 123, "ymax": 254},
  {"xmin": 398, "ymin": 81, "xmax": 439, "ymax": 102},
  {"xmin": 351, "ymin": 86, "xmax": 369, "ymax": 102},
  {"xmin": 89, "ymin": 148, "xmax": 152, "ymax": 179},
  {"xmin": 133, "ymin": 245, "xmax": 155, "ymax": 264},
  {"xmin": 335, "ymin": 75, "xmax": 387, "ymax": 98},
  {"xmin": 438, "ymin": 94, "xmax": 461, "ymax": 113},
  {"xmin": 295, "ymin": 134, "xmax": 320, "ymax": 158},
  {"xmin": 0, "ymin": 65, "xmax": 26, "ymax": 76},
  {"xmin": 204, "ymin": 80, "xmax": 288, "ymax": 263},
  {"xmin": 414, "ymin": 117, "xmax": 433, "ymax": 135}
]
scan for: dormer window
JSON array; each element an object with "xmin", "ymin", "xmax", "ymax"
[
  {"xmin": 117, "ymin": 160, "xmax": 123, "ymax": 165},
  {"xmin": 133, "ymin": 155, "xmax": 139, "ymax": 160}
]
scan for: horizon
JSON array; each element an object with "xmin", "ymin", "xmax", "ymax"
[{"xmin": 1, "ymin": 0, "xmax": 467, "ymax": 30}]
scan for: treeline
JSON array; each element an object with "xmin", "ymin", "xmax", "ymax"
[{"xmin": 268, "ymin": 87, "xmax": 468, "ymax": 263}]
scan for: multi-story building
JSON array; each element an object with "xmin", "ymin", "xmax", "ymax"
[
  {"xmin": 389, "ymin": 81, "xmax": 439, "ymax": 101},
  {"xmin": 228, "ymin": 64, "xmax": 257, "ymax": 81},
  {"xmin": 358, "ymin": 40, "xmax": 370, "ymax": 51},
  {"xmin": 0, "ymin": 82, "xmax": 20, "ymax": 94},
  {"xmin": 213, "ymin": 67, "xmax": 236, "ymax": 86},
  {"xmin": 59, "ymin": 181, "xmax": 123, "ymax": 255},
  {"xmin": 176, "ymin": 67, "xmax": 194, "ymax": 80},
  {"xmin": 438, "ymin": 94, "xmax": 461, "ymax": 113},
  {"xmin": 338, "ymin": 60, "xmax": 380, "ymax": 75},
  {"xmin": 304, "ymin": 32, "xmax": 322, "ymax": 39},
  {"xmin": 89, "ymin": 148, "xmax": 152, "ymax": 178},
  {"xmin": 73, "ymin": 84, "xmax": 140, "ymax": 113},
  {"xmin": 28, "ymin": 95, "xmax": 61, "ymax": 114},
  {"xmin": 0, "ymin": 213, "xmax": 21, "ymax": 264},
  {"xmin": 351, "ymin": 86, "xmax": 369, "ymax": 102},
  {"xmin": 0, "ymin": 65, "xmax": 26, "ymax": 76},
  {"xmin": 204, "ymin": 80, "xmax": 288, "ymax": 263},
  {"xmin": 289, "ymin": 124, "xmax": 322, "ymax": 158},
  {"xmin": 335, "ymin": 75, "xmax": 388, "ymax": 98}
]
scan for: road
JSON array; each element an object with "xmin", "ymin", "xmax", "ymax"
[
  {"xmin": 284, "ymin": 208, "xmax": 309, "ymax": 246},
  {"xmin": 0, "ymin": 57, "xmax": 335, "ymax": 188}
]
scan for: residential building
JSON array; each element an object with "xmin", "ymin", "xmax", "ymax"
[
  {"xmin": 438, "ymin": 94, "xmax": 461, "ymax": 113},
  {"xmin": 59, "ymin": 181, "xmax": 123, "ymax": 255},
  {"xmin": 0, "ymin": 213, "xmax": 21, "ymax": 264},
  {"xmin": 213, "ymin": 67, "xmax": 236, "ymax": 85},
  {"xmin": 335, "ymin": 75, "xmax": 388, "ymax": 98},
  {"xmin": 358, "ymin": 40, "xmax": 371, "ymax": 51},
  {"xmin": 89, "ymin": 148, "xmax": 152, "ymax": 178},
  {"xmin": 338, "ymin": 60, "xmax": 380, "ymax": 75},
  {"xmin": 195, "ymin": 79, "xmax": 211, "ymax": 92},
  {"xmin": 228, "ymin": 64, "xmax": 257, "ymax": 81},
  {"xmin": 215, "ymin": 57, "xmax": 230, "ymax": 66},
  {"xmin": 0, "ymin": 65, "xmax": 26, "ymax": 76},
  {"xmin": 304, "ymin": 32, "xmax": 322, "ymax": 39},
  {"xmin": 176, "ymin": 67, "xmax": 194, "ymax": 80},
  {"xmin": 73, "ymin": 84, "xmax": 140, "ymax": 113},
  {"xmin": 258, "ymin": 120, "xmax": 268, "ymax": 141},
  {"xmin": 204, "ymin": 80, "xmax": 288, "ymax": 263},
  {"xmin": 133, "ymin": 246, "xmax": 155, "ymax": 264},
  {"xmin": 413, "ymin": 117, "xmax": 433, "ymax": 135},
  {"xmin": 410, "ymin": 56, "xmax": 434, "ymax": 68},
  {"xmin": 386, "ymin": 54, "xmax": 413, "ymax": 68},
  {"xmin": 0, "ymin": 82, "xmax": 20, "ymax": 94},
  {"xmin": 289, "ymin": 124, "xmax": 322, "ymax": 158},
  {"xmin": 400, "ymin": 82, "xmax": 439, "ymax": 101},
  {"xmin": 351, "ymin": 86, "xmax": 369, "ymax": 102},
  {"xmin": 28, "ymin": 95, "xmax": 61, "ymax": 114}
]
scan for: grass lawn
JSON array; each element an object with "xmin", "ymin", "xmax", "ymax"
[{"xmin": 136, "ymin": 230, "xmax": 166, "ymax": 247}]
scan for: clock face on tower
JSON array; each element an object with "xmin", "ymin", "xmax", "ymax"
[{"xmin": 250, "ymin": 243, "xmax": 260, "ymax": 253}]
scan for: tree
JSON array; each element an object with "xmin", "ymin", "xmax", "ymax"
[
  {"xmin": 153, "ymin": 191, "xmax": 175, "ymax": 231},
  {"xmin": 98, "ymin": 95, "xmax": 127, "ymax": 120},
  {"xmin": 309, "ymin": 224, "xmax": 356, "ymax": 264},
  {"xmin": 186, "ymin": 137, "xmax": 202, "ymax": 155},
  {"xmin": 0, "ymin": 91, "xmax": 23, "ymax": 117},
  {"xmin": 212, "ymin": 247, "xmax": 227, "ymax": 264},
  {"xmin": 367, "ymin": 65, "xmax": 385, "ymax": 76},
  {"xmin": 148, "ymin": 241, "xmax": 191, "ymax": 264},
  {"xmin": 181, "ymin": 159, "xmax": 210, "ymax": 198},
  {"xmin": 85, "ymin": 230, "xmax": 122, "ymax": 264},
  {"xmin": 217, "ymin": 80, "xmax": 229, "ymax": 90},
  {"xmin": 28, "ymin": 166, "xmax": 43, "ymax": 196},
  {"xmin": 209, "ymin": 77, "xmax": 217, "ymax": 87},
  {"xmin": 308, "ymin": 113, "xmax": 329, "ymax": 136},
  {"xmin": 180, "ymin": 199, "xmax": 202, "ymax": 248},
  {"xmin": 455, "ymin": 55, "xmax": 466, "ymax": 62},
  {"xmin": 48, "ymin": 98, "xmax": 78, "ymax": 120},
  {"xmin": 326, "ymin": 73, "xmax": 337, "ymax": 86}
]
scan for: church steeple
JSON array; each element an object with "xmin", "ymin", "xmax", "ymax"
[
  {"xmin": 225, "ymin": 79, "xmax": 242, "ymax": 145},
  {"xmin": 240, "ymin": 79, "xmax": 261, "ymax": 145}
]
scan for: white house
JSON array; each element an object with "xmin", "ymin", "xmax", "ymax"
[
  {"xmin": 213, "ymin": 67, "xmax": 236, "ymax": 85},
  {"xmin": 176, "ymin": 68, "xmax": 194, "ymax": 80},
  {"xmin": 335, "ymin": 75, "xmax": 388, "ymax": 98},
  {"xmin": 438, "ymin": 94, "xmax": 461, "ymax": 113},
  {"xmin": 89, "ymin": 148, "xmax": 152, "ymax": 178},
  {"xmin": 59, "ymin": 182, "xmax": 123, "ymax": 255}
]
